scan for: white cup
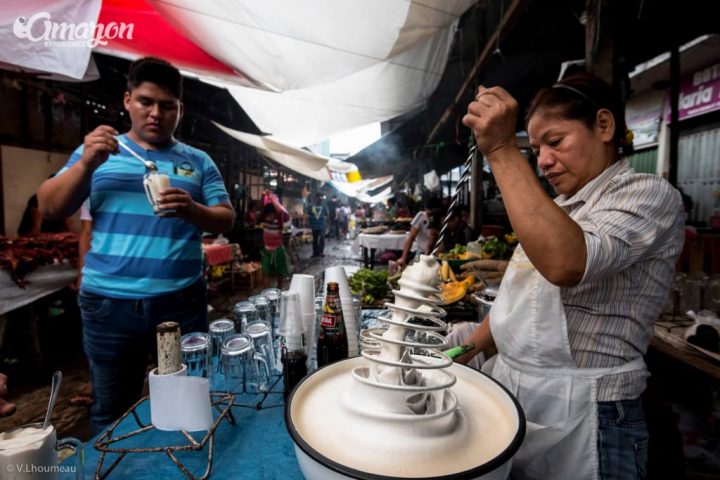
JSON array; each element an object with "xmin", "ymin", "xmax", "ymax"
[
  {"xmin": 279, "ymin": 291, "xmax": 307, "ymax": 351},
  {"xmin": 0, "ymin": 423, "xmax": 83, "ymax": 480},
  {"xmin": 324, "ymin": 267, "xmax": 352, "ymax": 299},
  {"xmin": 289, "ymin": 274, "xmax": 316, "ymax": 316},
  {"xmin": 143, "ymin": 171, "xmax": 174, "ymax": 215}
]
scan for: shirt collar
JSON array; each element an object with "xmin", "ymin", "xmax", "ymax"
[{"xmin": 554, "ymin": 159, "xmax": 631, "ymax": 208}]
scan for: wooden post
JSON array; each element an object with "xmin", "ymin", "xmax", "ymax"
[{"xmin": 584, "ymin": 0, "xmax": 614, "ymax": 84}]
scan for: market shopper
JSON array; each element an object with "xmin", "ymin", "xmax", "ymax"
[
  {"xmin": 37, "ymin": 57, "xmax": 235, "ymax": 432},
  {"xmin": 305, "ymin": 193, "xmax": 328, "ymax": 258},
  {"xmin": 458, "ymin": 72, "xmax": 684, "ymax": 480},
  {"xmin": 260, "ymin": 189, "xmax": 290, "ymax": 289},
  {"xmin": 396, "ymin": 197, "xmax": 441, "ymax": 267}
]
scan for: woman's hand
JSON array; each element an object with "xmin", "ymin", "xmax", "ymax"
[{"xmin": 462, "ymin": 86, "xmax": 518, "ymax": 157}]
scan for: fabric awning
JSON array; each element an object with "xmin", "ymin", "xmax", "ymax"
[{"xmin": 2, "ymin": 0, "xmax": 474, "ymax": 147}]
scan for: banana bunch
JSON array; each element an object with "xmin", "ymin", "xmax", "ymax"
[{"xmin": 440, "ymin": 260, "xmax": 456, "ymax": 282}]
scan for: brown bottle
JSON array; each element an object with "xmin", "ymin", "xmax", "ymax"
[{"xmin": 317, "ymin": 282, "xmax": 349, "ymax": 367}]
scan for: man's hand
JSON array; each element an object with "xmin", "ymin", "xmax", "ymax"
[
  {"xmin": 156, "ymin": 187, "xmax": 197, "ymax": 218},
  {"xmin": 81, "ymin": 125, "xmax": 119, "ymax": 170},
  {"xmin": 0, "ymin": 373, "xmax": 16, "ymax": 417}
]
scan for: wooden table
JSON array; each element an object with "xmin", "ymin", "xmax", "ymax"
[{"xmin": 651, "ymin": 322, "xmax": 720, "ymax": 380}]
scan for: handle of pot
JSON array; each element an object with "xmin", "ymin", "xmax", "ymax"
[{"xmin": 57, "ymin": 436, "xmax": 84, "ymax": 480}]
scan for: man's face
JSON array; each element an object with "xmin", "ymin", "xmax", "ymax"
[{"xmin": 123, "ymin": 81, "xmax": 183, "ymax": 148}]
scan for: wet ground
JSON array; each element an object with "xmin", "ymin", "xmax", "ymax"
[{"xmin": 0, "ymin": 236, "xmax": 362, "ymax": 442}]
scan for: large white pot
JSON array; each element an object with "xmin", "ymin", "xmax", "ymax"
[{"xmin": 285, "ymin": 356, "xmax": 525, "ymax": 479}]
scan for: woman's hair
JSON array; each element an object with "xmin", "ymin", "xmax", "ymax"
[
  {"xmin": 261, "ymin": 203, "xmax": 276, "ymax": 219},
  {"xmin": 525, "ymin": 71, "xmax": 633, "ymax": 157}
]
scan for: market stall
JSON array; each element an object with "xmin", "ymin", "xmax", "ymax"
[{"xmin": 352, "ymin": 232, "xmax": 407, "ymax": 269}]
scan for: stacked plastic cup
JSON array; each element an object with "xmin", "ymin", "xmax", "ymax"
[
  {"xmin": 289, "ymin": 274, "xmax": 317, "ymax": 370},
  {"xmin": 279, "ymin": 291, "xmax": 307, "ymax": 359},
  {"xmin": 323, "ymin": 266, "xmax": 359, "ymax": 357}
]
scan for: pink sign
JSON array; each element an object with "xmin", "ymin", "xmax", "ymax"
[{"xmin": 666, "ymin": 60, "xmax": 720, "ymax": 121}]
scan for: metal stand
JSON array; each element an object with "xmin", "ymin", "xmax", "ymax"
[
  {"xmin": 93, "ymin": 392, "xmax": 236, "ymax": 480},
  {"xmin": 227, "ymin": 373, "xmax": 285, "ymax": 410}
]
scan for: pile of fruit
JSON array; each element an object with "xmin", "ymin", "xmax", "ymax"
[{"xmin": 438, "ymin": 259, "xmax": 476, "ymax": 305}]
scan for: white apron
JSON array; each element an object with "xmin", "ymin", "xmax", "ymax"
[{"xmin": 483, "ymin": 166, "xmax": 644, "ymax": 480}]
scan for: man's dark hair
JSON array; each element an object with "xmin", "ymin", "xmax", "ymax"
[{"xmin": 127, "ymin": 57, "xmax": 183, "ymax": 99}]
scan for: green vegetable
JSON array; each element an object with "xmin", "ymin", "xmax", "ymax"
[
  {"xmin": 349, "ymin": 268, "xmax": 389, "ymax": 305},
  {"xmin": 481, "ymin": 236, "xmax": 509, "ymax": 260}
]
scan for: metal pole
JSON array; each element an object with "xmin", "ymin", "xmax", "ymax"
[{"xmin": 431, "ymin": 146, "xmax": 476, "ymax": 256}]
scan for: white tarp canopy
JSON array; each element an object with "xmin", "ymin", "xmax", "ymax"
[
  {"xmin": 196, "ymin": 0, "xmax": 476, "ymax": 145},
  {"xmin": 2, "ymin": 0, "xmax": 474, "ymax": 148},
  {"xmin": 214, "ymin": 122, "xmax": 395, "ymax": 202},
  {"xmin": 0, "ymin": 0, "xmax": 101, "ymax": 80}
]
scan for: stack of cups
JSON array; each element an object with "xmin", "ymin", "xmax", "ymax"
[
  {"xmin": 278, "ymin": 290, "xmax": 309, "ymax": 399},
  {"xmin": 324, "ymin": 266, "xmax": 359, "ymax": 357},
  {"xmin": 289, "ymin": 274, "xmax": 317, "ymax": 371},
  {"xmin": 279, "ymin": 291, "xmax": 307, "ymax": 359}
]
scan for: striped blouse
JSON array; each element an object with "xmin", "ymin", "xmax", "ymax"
[{"xmin": 555, "ymin": 159, "xmax": 685, "ymax": 401}]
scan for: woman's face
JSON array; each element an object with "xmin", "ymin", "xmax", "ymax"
[{"xmin": 528, "ymin": 109, "xmax": 615, "ymax": 197}]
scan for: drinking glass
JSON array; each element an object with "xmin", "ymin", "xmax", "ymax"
[
  {"xmin": 0, "ymin": 422, "xmax": 84, "ymax": 480},
  {"xmin": 233, "ymin": 301, "xmax": 260, "ymax": 333},
  {"xmin": 249, "ymin": 295, "xmax": 272, "ymax": 328},
  {"xmin": 680, "ymin": 271, "xmax": 708, "ymax": 314},
  {"xmin": 704, "ymin": 274, "xmax": 720, "ymax": 315},
  {"xmin": 221, "ymin": 334, "xmax": 271, "ymax": 394},
  {"xmin": 181, "ymin": 332, "xmax": 211, "ymax": 378},
  {"xmin": 245, "ymin": 321, "xmax": 277, "ymax": 374},
  {"xmin": 261, "ymin": 288, "xmax": 282, "ymax": 333},
  {"xmin": 209, "ymin": 319, "xmax": 235, "ymax": 377}
]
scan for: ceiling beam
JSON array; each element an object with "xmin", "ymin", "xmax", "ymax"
[{"xmin": 425, "ymin": 0, "xmax": 529, "ymax": 146}]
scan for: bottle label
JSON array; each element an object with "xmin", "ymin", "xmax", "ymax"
[{"xmin": 321, "ymin": 313, "xmax": 337, "ymax": 328}]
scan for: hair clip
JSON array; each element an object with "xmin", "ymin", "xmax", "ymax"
[{"xmin": 622, "ymin": 129, "xmax": 634, "ymax": 146}]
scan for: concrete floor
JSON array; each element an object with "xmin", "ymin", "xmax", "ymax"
[{"xmin": 0, "ymin": 236, "xmax": 364, "ymax": 442}]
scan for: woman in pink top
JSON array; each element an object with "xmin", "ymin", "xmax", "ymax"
[{"xmin": 261, "ymin": 189, "xmax": 290, "ymax": 288}]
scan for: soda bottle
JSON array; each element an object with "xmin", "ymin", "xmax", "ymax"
[{"xmin": 317, "ymin": 282, "xmax": 349, "ymax": 367}]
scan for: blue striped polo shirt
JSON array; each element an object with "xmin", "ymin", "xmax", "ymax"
[{"xmin": 60, "ymin": 134, "xmax": 229, "ymax": 298}]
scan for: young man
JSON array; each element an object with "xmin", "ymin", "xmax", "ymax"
[
  {"xmin": 37, "ymin": 57, "xmax": 235, "ymax": 432},
  {"xmin": 396, "ymin": 197, "xmax": 441, "ymax": 266}
]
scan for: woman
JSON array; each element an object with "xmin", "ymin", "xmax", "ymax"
[{"xmin": 458, "ymin": 72, "xmax": 684, "ymax": 480}]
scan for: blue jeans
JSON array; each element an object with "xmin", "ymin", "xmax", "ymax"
[
  {"xmin": 598, "ymin": 398, "xmax": 649, "ymax": 480},
  {"xmin": 312, "ymin": 229, "xmax": 325, "ymax": 256},
  {"xmin": 79, "ymin": 279, "xmax": 208, "ymax": 433}
]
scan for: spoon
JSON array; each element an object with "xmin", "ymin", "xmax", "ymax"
[
  {"xmin": 43, "ymin": 371, "xmax": 62, "ymax": 430},
  {"xmin": 117, "ymin": 138, "xmax": 158, "ymax": 171}
]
